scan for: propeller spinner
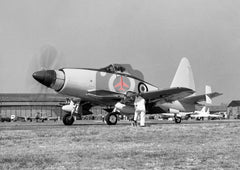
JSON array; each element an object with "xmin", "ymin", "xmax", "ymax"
[{"xmin": 32, "ymin": 70, "xmax": 56, "ymax": 88}]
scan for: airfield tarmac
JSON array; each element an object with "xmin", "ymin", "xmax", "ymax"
[
  {"xmin": 0, "ymin": 119, "xmax": 239, "ymax": 130},
  {"xmin": 1, "ymin": 119, "xmax": 240, "ymax": 169}
]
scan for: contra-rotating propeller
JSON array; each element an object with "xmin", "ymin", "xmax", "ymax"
[{"xmin": 26, "ymin": 44, "xmax": 64, "ymax": 100}]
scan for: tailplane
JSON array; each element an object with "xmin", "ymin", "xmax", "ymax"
[{"xmin": 170, "ymin": 57, "xmax": 196, "ymax": 92}]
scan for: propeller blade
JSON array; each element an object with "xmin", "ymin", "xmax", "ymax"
[
  {"xmin": 39, "ymin": 45, "xmax": 58, "ymax": 70},
  {"xmin": 26, "ymin": 44, "xmax": 64, "ymax": 99}
]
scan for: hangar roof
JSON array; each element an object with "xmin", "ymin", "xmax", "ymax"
[
  {"xmin": 228, "ymin": 100, "xmax": 240, "ymax": 107},
  {"xmin": 0, "ymin": 93, "xmax": 68, "ymax": 102}
]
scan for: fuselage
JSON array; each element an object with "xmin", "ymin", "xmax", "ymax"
[{"xmin": 32, "ymin": 67, "xmax": 159, "ymax": 105}]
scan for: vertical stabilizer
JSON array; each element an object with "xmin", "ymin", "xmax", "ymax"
[
  {"xmin": 206, "ymin": 108, "xmax": 210, "ymax": 114},
  {"xmin": 170, "ymin": 58, "xmax": 195, "ymax": 92},
  {"xmin": 200, "ymin": 106, "xmax": 206, "ymax": 112},
  {"xmin": 205, "ymin": 85, "xmax": 212, "ymax": 104}
]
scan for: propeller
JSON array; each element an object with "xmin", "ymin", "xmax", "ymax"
[
  {"xmin": 26, "ymin": 44, "xmax": 64, "ymax": 100},
  {"xmin": 38, "ymin": 45, "xmax": 59, "ymax": 70}
]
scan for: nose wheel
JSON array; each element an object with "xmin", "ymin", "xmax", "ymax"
[
  {"xmin": 63, "ymin": 113, "xmax": 74, "ymax": 125},
  {"xmin": 105, "ymin": 112, "xmax": 118, "ymax": 125}
]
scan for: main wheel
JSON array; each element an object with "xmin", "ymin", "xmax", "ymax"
[
  {"xmin": 63, "ymin": 113, "xmax": 74, "ymax": 125},
  {"xmin": 174, "ymin": 117, "xmax": 182, "ymax": 124},
  {"xmin": 105, "ymin": 112, "xmax": 118, "ymax": 125}
]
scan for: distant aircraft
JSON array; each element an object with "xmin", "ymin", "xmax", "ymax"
[
  {"xmin": 32, "ymin": 57, "xmax": 221, "ymax": 125},
  {"xmin": 161, "ymin": 85, "xmax": 221, "ymax": 123},
  {"xmin": 191, "ymin": 106, "xmax": 223, "ymax": 120}
]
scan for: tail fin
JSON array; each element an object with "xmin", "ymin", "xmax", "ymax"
[
  {"xmin": 200, "ymin": 106, "xmax": 206, "ymax": 112},
  {"xmin": 205, "ymin": 85, "xmax": 212, "ymax": 104},
  {"xmin": 206, "ymin": 107, "xmax": 210, "ymax": 114},
  {"xmin": 170, "ymin": 57, "xmax": 195, "ymax": 92}
]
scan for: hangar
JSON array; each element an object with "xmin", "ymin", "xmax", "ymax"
[
  {"xmin": 227, "ymin": 100, "xmax": 240, "ymax": 119},
  {"xmin": 0, "ymin": 93, "xmax": 107, "ymax": 120},
  {"xmin": 0, "ymin": 93, "xmax": 66, "ymax": 119}
]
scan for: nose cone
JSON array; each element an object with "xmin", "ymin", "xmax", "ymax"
[{"xmin": 32, "ymin": 70, "xmax": 56, "ymax": 87}]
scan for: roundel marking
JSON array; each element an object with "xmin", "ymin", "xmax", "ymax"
[
  {"xmin": 138, "ymin": 82, "xmax": 148, "ymax": 93},
  {"xmin": 109, "ymin": 75, "xmax": 135, "ymax": 93}
]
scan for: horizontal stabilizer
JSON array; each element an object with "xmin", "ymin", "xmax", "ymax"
[
  {"xmin": 181, "ymin": 92, "xmax": 222, "ymax": 104},
  {"xmin": 141, "ymin": 87, "xmax": 195, "ymax": 103}
]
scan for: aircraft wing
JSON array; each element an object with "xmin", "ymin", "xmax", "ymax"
[
  {"xmin": 141, "ymin": 87, "xmax": 195, "ymax": 103},
  {"xmin": 86, "ymin": 90, "xmax": 124, "ymax": 101},
  {"xmin": 180, "ymin": 92, "xmax": 222, "ymax": 104},
  {"xmin": 86, "ymin": 88, "xmax": 194, "ymax": 104}
]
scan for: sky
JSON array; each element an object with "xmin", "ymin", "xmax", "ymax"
[{"xmin": 0, "ymin": 0, "xmax": 240, "ymax": 104}]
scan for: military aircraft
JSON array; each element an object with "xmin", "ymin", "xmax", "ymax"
[
  {"xmin": 32, "ymin": 57, "xmax": 221, "ymax": 125},
  {"xmin": 191, "ymin": 106, "xmax": 223, "ymax": 120}
]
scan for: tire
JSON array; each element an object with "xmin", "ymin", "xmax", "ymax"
[
  {"xmin": 174, "ymin": 117, "xmax": 182, "ymax": 124},
  {"xmin": 63, "ymin": 113, "xmax": 74, "ymax": 126},
  {"xmin": 105, "ymin": 112, "xmax": 118, "ymax": 125}
]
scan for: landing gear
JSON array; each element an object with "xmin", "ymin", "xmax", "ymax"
[
  {"xmin": 173, "ymin": 113, "xmax": 182, "ymax": 124},
  {"xmin": 174, "ymin": 117, "xmax": 182, "ymax": 124},
  {"xmin": 63, "ymin": 113, "xmax": 74, "ymax": 125},
  {"xmin": 105, "ymin": 112, "xmax": 118, "ymax": 125}
]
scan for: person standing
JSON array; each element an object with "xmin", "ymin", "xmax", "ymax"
[{"xmin": 133, "ymin": 94, "xmax": 146, "ymax": 127}]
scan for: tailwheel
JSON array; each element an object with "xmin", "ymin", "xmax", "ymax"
[
  {"xmin": 174, "ymin": 117, "xmax": 182, "ymax": 124},
  {"xmin": 105, "ymin": 112, "xmax": 118, "ymax": 125},
  {"xmin": 63, "ymin": 113, "xmax": 74, "ymax": 125}
]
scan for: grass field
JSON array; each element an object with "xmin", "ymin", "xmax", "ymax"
[{"xmin": 0, "ymin": 120, "xmax": 240, "ymax": 170}]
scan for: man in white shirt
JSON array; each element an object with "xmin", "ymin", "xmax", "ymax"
[{"xmin": 133, "ymin": 94, "xmax": 146, "ymax": 127}]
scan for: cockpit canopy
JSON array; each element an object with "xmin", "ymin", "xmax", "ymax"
[
  {"xmin": 100, "ymin": 64, "xmax": 144, "ymax": 81},
  {"xmin": 100, "ymin": 64, "xmax": 126, "ymax": 73}
]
